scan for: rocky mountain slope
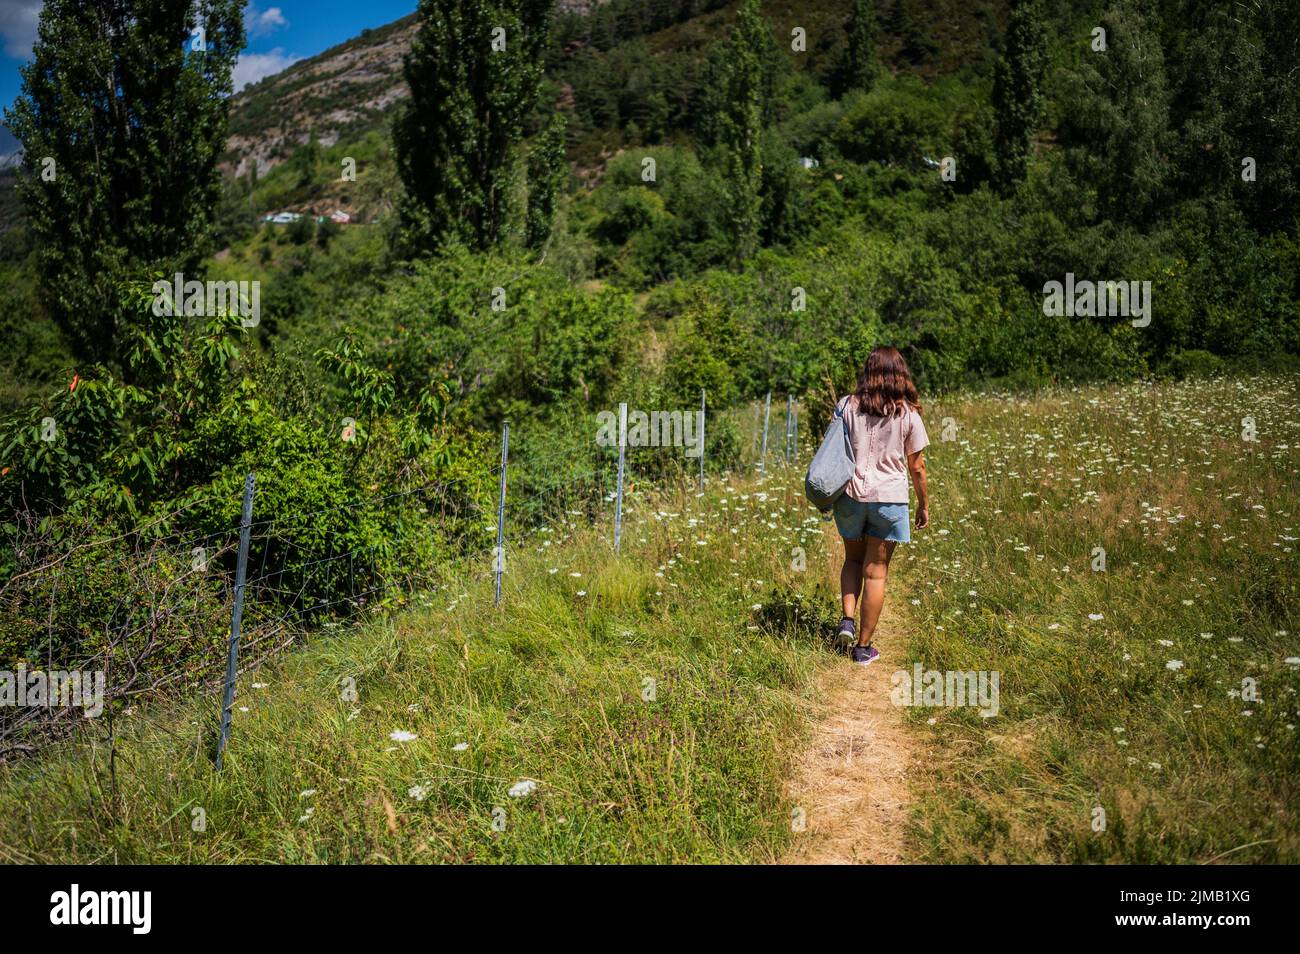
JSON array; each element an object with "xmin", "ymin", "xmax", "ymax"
[
  {"xmin": 223, "ymin": 0, "xmax": 612, "ymax": 180},
  {"xmin": 224, "ymin": 14, "xmax": 419, "ymax": 179}
]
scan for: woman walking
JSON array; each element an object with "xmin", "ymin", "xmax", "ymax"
[{"xmin": 832, "ymin": 346, "xmax": 930, "ymax": 665}]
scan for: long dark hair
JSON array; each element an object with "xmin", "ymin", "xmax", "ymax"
[{"xmin": 853, "ymin": 346, "xmax": 922, "ymax": 417}]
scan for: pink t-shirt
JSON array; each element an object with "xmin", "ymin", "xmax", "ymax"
[{"xmin": 838, "ymin": 395, "xmax": 929, "ymax": 503}]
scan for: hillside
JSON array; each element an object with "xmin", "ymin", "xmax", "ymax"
[
  {"xmin": 1, "ymin": 1, "xmax": 1011, "ymax": 233},
  {"xmin": 221, "ymin": 0, "xmax": 1006, "ymax": 183},
  {"xmin": 225, "ymin": 14, "xmax": 419, "ymax": 179}
]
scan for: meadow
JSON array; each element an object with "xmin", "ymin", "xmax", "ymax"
[
  {"xmin": 906, "ymin": 373, "xmax": 1300, "ymax": 863},
  {"xmin": 0, "ymin": 464, "xmax": 835, "ymax": 864},
  {"xmin": 1, "ymin": 372, "xmax": 1293, "ymax": 864}
]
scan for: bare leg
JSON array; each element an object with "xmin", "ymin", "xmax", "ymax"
[
  {"xmin": 858, "ymin": 535, "xmax": 897, "ymax": 646},
  {"xmin": 840, "ymin": 536, "xmax": 866, "ymax": 621}
]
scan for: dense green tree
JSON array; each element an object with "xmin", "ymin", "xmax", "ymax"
[
  {"xmin": 393, "ymin": 0, "xmax": 554, "ymax": 254},
  {"xmin": 837, "ymin": 0, "xmax": 879, "ymax": 95},
  {"xmin": 1211, "ymin": 0, "xmax": 1299, "ymax": 234},
  {"xmin": 895, "ymin": 0, "xmax": 937, "ymax": 65},
  {"xmin": 211, "ymin": 173, "xmax": 257, "ymax": 251},
  {"xmin": 296, "ymin": 130, "xmax": 323, "ymax": 188},
  {"xmin": 718, "ymin": 0, "xmax": 769, "ymax": 265},
  {"xmin": 991, "ymin": 0, "xmax": 1048, "ymax": 193},
  {"xmin": 4, "ymin": 0, "xmax": 245, "ymax": 366},
  {"xmin": 526, "ymin": 112, "xmax": 569, "ymax": 249},
  {"xmin": 697, "ymin": 1, "xmax": 784, "ymax": 142},
  {"xmin": 286, "ymin": 214, "xmax": 316, "ymax": 246},
  {"xmin": 1058, "ymin": 1, "xmax": 1171, "ymax": 224},
  {"xmin": 952, "ymin": 105, "xmax": 997, "ymax": 194},
  {"xmin": 1160, "ymin": 1, "xmax": 1235, "ymax": 194},
  {"xmin": 694, "ymin": 43, "xmax": 734, "ymax": 146}
]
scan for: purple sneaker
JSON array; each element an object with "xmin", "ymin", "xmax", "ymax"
[
  {"xmin": 835, "ymin": 617, "xmax": 856, "ymax": 650},
  {"xmin": 851, "ymin": 643, "xmax": 879, "ymax": 666}
]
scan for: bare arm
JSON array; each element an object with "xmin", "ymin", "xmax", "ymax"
[{"xmin": 908, "ymin": 449, "xmax": 929, "ymax": 529}]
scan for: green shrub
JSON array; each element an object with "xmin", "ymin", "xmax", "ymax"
[
  {"xmin": 831, "ymin": 84, "xmax": 946, "ymax": 166},
  {"xmin": 1165, "ymin": 349, "xmax": 1226, "ymax": 380}
]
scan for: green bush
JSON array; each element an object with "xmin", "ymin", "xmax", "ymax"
[
  {"xmin": 831, "ymin": 84, "xmax": 946, "ymax": 166},
  {"xmin": 1165, "ymin": 349, "xmax": 1226, "ymax": 380},
  {"xmin": 1, "ymin": 281, "xmax": 495, "ymax": 691}
]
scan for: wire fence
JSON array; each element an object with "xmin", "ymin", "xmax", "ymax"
[{"xmin": 0, "ymin": 394, "xmax": 807, "ymax": 761}]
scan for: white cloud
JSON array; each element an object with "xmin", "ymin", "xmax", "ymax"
[
  {"xmin": 1, "ymin": 3, "xmax": 289, "ymax": 61},
  {"xmin": 0, "ymin": 0, "xmax": 42, "ymax": 60},
  {"xmin": 232, "ymin": 48, "xmax": 300, "ymax": 92},
  {"xmin": 246, "ymin": 3, "xmax": 288, "ymax": 39}
]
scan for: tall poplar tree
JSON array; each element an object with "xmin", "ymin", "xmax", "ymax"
[
  {"xmin": 838, "ymin": 0, "xmax": 880, "ymax": 94},
  {"xmin": 4, "ymin": 0, "xmax": 245, "ymax": 365},
  {"xmin": 393, "ymin": 0, "xmax": 555, "ymax": 254},
  {"xmin": 1059, "ymin": 1, "xmax": 1171, "ymax": 224},
  {"xmin": 720, "ymin": 0, "xmax": 767, "ymax": 265},
  {"xmin": 525, "ymin": 111, "xmax": 568, "ymax": 250},
  {"xmin": 1218, "ymin": 0, "xmax": 1300, "ymax": 234},
  {"xmin": 991, "ymin": 0, "xmax": 1048, "ymax": 193}
]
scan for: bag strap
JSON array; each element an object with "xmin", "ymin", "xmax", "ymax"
[
  {"xmin": 833, "ymin": 396, "xmax": 854, "ymax": 457},
  {"xmin": 834, "ymin": 395, "xmax": 852, "ymax": 436}
]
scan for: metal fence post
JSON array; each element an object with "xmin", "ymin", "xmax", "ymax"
[
  {"xmin": 216, "ymin": 472, "xmax": 255, "ymax": 770},
  {"xmin": 792, "ymin": 397, "xmax": 799, "ymax": 461},
  {"xmin": 614, "ymin": 402, "xmax": 627, "ymax": 551},
  {"xmin": 698, "ymin": 388, "xmax": 706, "ymax": 493},
  {"xmin": 494, "ymin": 421, "xmax": 509, "ymax": 607},
  {"xmin": 759, "ymin": 391, "xmax": 771, "ymax": 473},
  {"xmin": 785, "ymin": 394, "xmax": 794, "ymax": 464}
]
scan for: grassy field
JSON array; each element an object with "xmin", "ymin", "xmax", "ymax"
[
  {"xmin": 905, "ymin": 373, "xmax": 1300, "ymax": 863},
  {"xmin": 0, "ymin": 469, "xmax": 836, "ymax": 863},
  {"xmin": 1, "ymin": 373, "xmax": 1296, "ymax": 864}
]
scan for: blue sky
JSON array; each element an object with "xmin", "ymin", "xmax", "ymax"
[{"xmin": 0, "ymin": 1, "xmax": 419, "ymax": 130}]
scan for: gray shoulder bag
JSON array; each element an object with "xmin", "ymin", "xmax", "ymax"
[{"xmin": 804, "ymin": 396, "xmax": 854, "ymax": 511}]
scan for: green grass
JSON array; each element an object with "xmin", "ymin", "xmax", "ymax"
[
  {"xmin": 904, "ymin": 373, "xmax": 1300, "ymax": 863},
  {"xmin": 0, "ymin": 470, "xmax": 836, "ymax": 863},
  {"xmin": 4, "ymin": 374, "xmax": 1297, "ymax": 864}
]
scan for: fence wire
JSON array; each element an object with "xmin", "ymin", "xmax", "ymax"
[{"xmin": 0, "ymin": 398, "xmax": 804, "ymax": 759}]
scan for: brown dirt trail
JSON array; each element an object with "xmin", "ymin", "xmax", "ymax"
[{"xmin": 779, "ymin": 538, "xmax": 918, "ymax": 864}]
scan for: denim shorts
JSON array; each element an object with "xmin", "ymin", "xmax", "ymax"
[{"xmin": 832, "ymin": 497, "xmax": 910, "ymax": 543}]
